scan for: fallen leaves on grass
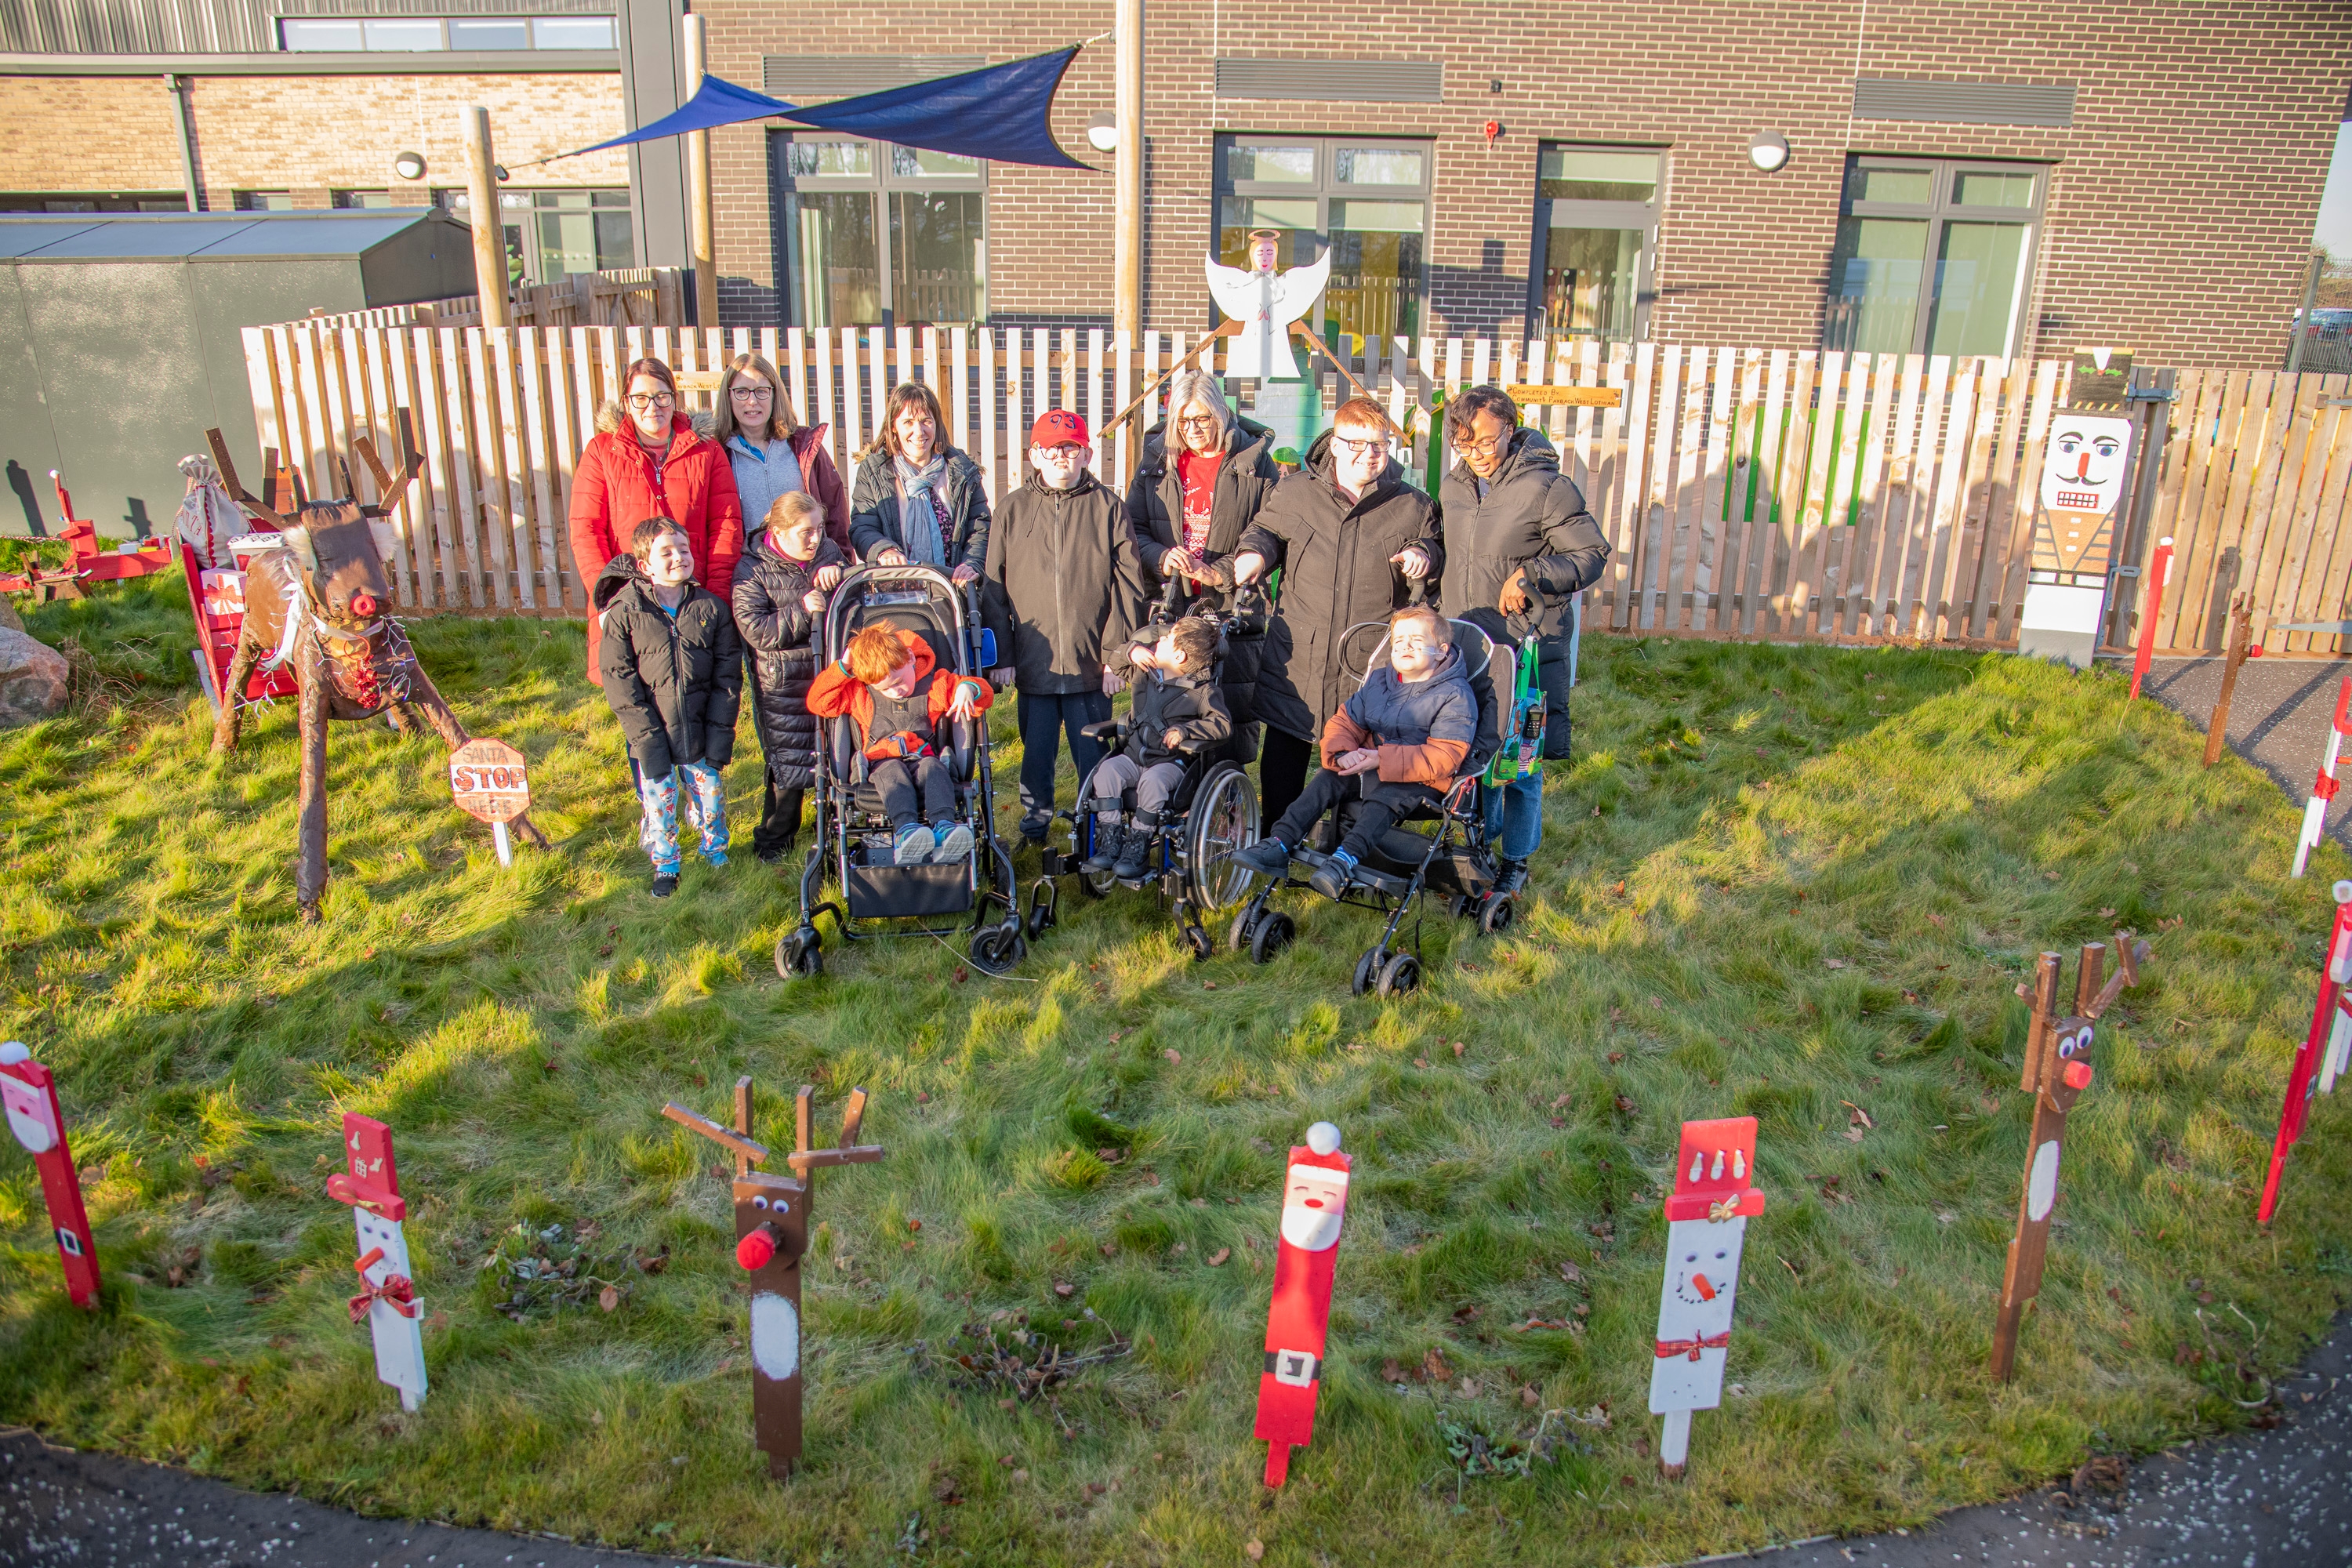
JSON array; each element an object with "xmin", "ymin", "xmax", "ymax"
[
  {"xmin": 929, "ymin": 1317, "xmax": 1131, "ymax": 1403},
  {"xmin": 1207, "ymin": 1248, "xmax": 1231, "ymax": 1267},
  {"xmin": 484, "ymin": 1220, "xmax": 647, "ymax": 1319}
]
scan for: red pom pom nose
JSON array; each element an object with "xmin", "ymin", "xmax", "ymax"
[
  {"xmin": 736, "ymin": 1222, "xmax": 779, "ymax": 1271},
  {"xmin": 350, "ymin": 593, "xmax": 378, "ymax": 617},
  {"xmin": 2063, "ymin": 1060, "xmax": 2094, "ymax": 1091}
]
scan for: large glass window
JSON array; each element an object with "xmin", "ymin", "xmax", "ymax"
[
  {"xmin": 1213, "ymin": 135, "xmax": 1429, "ymax": 341},
  {"xmin": 280, "ymin": 15, "xmax": 615, "ymax": 51},
  {"xmin": 1530, "ymin": 144, "xmax": 1662, "ymax": 346},
  {"xmin": 440, "ymin": 187, "xmax": 633, "ymax": 285},
  {"xmin": 1828, "ymin": 157, "xmax": 2043, "ymax": 358},
  {"xmin": 773, "ymin": 135, "xmax": 985, "ymax": 327}
]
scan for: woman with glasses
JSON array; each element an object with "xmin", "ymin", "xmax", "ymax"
[
  {"xmin": 712, "ymin": 352, "xmax": 851, "ymax": 560},
  {"xmin": 1124, "ymin": 368, "xmax": 1279, "ymax": 609},
  {"xmin": 848, "ymin": 382, "xmax": 990, "ymax": 584},
  {"xmin": 567, "ymin": 356, "xmax": 745, "ymax": 681}
]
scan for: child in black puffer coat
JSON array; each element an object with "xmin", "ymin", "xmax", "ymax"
[{"xmin": 731, "ymin": 492, "xmax": 845, "ymax": 862}]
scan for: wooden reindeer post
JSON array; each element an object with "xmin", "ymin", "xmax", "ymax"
[
  {"xmin": 1991, "ymin": 934, "xmax": 2153, "ymax": 1381},
  {"xmin": 202, "ymin": 414, "xmax": 548, "ymax": 920},
  {"xmin": 662, "ymin": 1079, "xmax": 885, "ymax": 1475}
]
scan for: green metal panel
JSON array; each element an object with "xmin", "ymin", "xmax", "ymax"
[
  {"xmin": 0, "ymin": 266, "xmax": 63, "ymax": 535},
  {"xmin": 187, "ymin": 259, "xmax": 369, "ymax": 514}
]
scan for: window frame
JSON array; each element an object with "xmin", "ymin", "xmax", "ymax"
[
  {"xmin": 276, "ymin": 14, "xmax": 615, "ymax": 53},
  {"xmin": 1210, "ymin": 132, "xmax": 1433, "ymax": 339},
  {"xmin": 769, "ymin": 131, "xmax": 989, "ymax": 329},
  {"xmin": 434, "ymin": 186, "xmax": 631, "ymax": 282},
  {"xmin": 1526, "ymin": 141, "xmax": 1666, "ymax": 346},
  {"xmin": 1831, "ymin": 154, "xmax": 2046, "ymax": 359}
]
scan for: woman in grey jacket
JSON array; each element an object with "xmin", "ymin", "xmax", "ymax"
[{"xmin": 849, "ymin": 381, "xmax": 989, "ymax": 583}]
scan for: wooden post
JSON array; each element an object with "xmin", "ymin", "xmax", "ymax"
[
  {"xmin": 2019, "ymin": 953, "xmax": 2063, "ymax": 1094},
  {"xmin": 1112, "ymin": 0, "xmax": 1143, "ymax": 336},
  {"xmin": 682, "ymin": 15, "xmax": 719, "ymax": 329},
  {"xmin": 461, "ymin": 107, "xmax": 510, "ymax": 329},
  {"xmin": 2203, "ymin": 592, "xmax": 2256, "ymax": 768}
]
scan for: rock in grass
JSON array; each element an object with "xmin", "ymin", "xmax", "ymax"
[{"xmin": 0, "ymin": 626, "xmax": 67, "ymax": 725}]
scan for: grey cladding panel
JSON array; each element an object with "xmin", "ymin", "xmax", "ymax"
[
  {"xmin": 1852, "ymin": 77, "xmax": 2077, "ymax": 127},
  {"xmin": 1214, "ymin": 57, "xmax": 1443, "ymax": 103},
  {"xmin": 763, "ymin": 54, "xmax": 986, "ymax": 103},
  {"xmin": 1, "ymin": 0, "xmax": 608, "ymax": 53}
]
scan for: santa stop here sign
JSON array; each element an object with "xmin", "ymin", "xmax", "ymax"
[{"xmin": 448, "ymin": 737, "xmax": 530, "ymax": 823}]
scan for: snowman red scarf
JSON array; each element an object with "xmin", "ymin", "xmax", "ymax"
[{"xmin": 1254, "ymin": 1122, "xmax": 1351, "ymax": 1486}]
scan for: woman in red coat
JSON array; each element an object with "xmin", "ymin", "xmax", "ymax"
[{"xmin": 568, "ymin": 357, "xmax": 746, "ymax": 679}]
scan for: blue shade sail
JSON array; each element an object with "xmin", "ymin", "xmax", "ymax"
[{"xmin": 552, "ymin": 49, "xmax": 1088, "ymax": 171}]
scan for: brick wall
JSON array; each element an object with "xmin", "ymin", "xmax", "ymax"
[
  {"xmin": 0, "ymin": 71, "xmax": 627, "ymax": 211},
  {"xmin": 702, "ymin": 0, "xmax": 2350, "ymax": 368}
]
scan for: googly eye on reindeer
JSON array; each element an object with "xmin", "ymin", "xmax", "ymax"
[{"xmin": 197, "ymin": 416, "xmax": 550, "ymax": 920}]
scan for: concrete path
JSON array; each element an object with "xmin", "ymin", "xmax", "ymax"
[{"xmin": 2134, "ymin": 653, "xmax": 2352, "ymax": 858}]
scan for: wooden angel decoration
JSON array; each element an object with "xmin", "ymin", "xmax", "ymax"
[
  {"xmin": 663, "ymin": 1079, "xmax": 885, "ymax": 1476},
  {"xmin": 201, "ymin": 414, "xmax": 548, "ymax": 920}
]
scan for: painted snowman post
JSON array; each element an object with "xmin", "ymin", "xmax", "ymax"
[
  {"xmin": 324, "ymin": 1112, "xmax": 426, "ymax": 1410},
  {"xmin": 1650, "ymin": 1116, "xmax": 1766, "ymax": 1479},
  {"xmin": 1254, "ymin": 1120, "xmax": 1351, "ymax": 1488},
  {"xmin": 0, "ymin": 1041, "xmax": 100, "ymax": 1309},
  {"xmin": 662, "ymin": 1080, "xmax": 884, "ymax": 1477}
]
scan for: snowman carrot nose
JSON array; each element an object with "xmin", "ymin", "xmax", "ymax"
[{"xmin": 1690, "ymin": 1272, "xmax": 1716, "ymax": 1301}]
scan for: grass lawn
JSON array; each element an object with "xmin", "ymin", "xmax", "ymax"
[{"xmin": 4, "ymin": 567, "xmax": 2350, "ymax": 1567}]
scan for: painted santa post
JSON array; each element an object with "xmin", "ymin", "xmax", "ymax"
[
  {"xmin": 0, "ymin": 1042, "xmax": 100, "ymax": 1309},
  {"xmin": 325, "ymin": 1112, "xmax": 426, "ymax": 1410},
  {"xmin": 1255, "ymin": 1120, "xmax": 1351, "ymax": 1488},
  {"xmin": 2259, "ymin": 880, "xmax": 2352, "ymax": 1224},
  {"xmin": 2292, "ymin": 678, "xmax": 2352, "ymax": 880},
  {"xmin": 1650, "ymin": 1116, "xmax": 1765, "ymax": 1479}
]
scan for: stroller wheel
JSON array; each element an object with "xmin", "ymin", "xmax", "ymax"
[
  {"xmin": 1351, "ymin": 946, "xmax": 1383, "ymax": 996},
  {"xmin": 1228, "ymin": 907, "xmax": 1257, "ymax": 954},
  {"xmin": 1479, "ymin": 894, "xmax": 1516, "ymax": 936},
  {"xmin": 1450, "ymin": 893, "xmax": 1477, "ymax": 920},
  {"xmin": 775, "ymin": 927, "xmax": 823, "ymax": 981},
  {"xmin": 970, "ymin": 923, "xmax": 1025, "ymax": 975},
  {"xmin": 1376, "ymin": 951, "xmax": 1422, "ymax": 997},
  {"xmin": 1184, "ymin": 924, "xmax": 1214, "ymax": 963},
  {"xmin": 1249, "ymin": 911, "xmax": 1295, "ymax": 965}
]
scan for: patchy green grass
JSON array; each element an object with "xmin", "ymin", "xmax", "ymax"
[{"xmin": 3, "ymin": 566, "xmax": 2349, "ymax": 1567}]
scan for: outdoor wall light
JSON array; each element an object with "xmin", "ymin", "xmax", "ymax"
[
  {"xmin": 1087, "ymin": 112, "xmax": 1119, "ymax": 153},
  {"xmin": 1748, "ymin": 132, "xmax": 1790, "ymax": 173},
  {"xmin": 393, "ymin": 151, "xmax": 427, "ymax": 181}
]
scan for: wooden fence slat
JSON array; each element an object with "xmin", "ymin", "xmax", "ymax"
[
  {"xmin": 1694, "ymin": 347, "xmax": 1739, "ymax": 632},
  {"xmin": 464, "ymin": 328, "xmax": 517, "ymax": 609},
  {"xmin": 411, "ymin": 326, "xmax": 466, "ymax": 608},
  {"xmin": 1950, "ymin": 361, "xmax": 2009, "ymax": 641},
  {"xmin": 1636, "ymin": 345, "xmax": 1683, "ymax": 630},
  {"xmin": 1891, "ymin": 355, "xmax": 1946, "ymax": 638},
  {"xmin": 2223, "ymin": 373, "xmax": 2292, "ymax": 644},
  {"xmin": 518, "ymin": 328, "xmax": 562, "ymax": 610},
  {"xmin": 2172, "ymin": 370, "xmax": 2246, "ymax": 651},
  {"xmin": 2147, "ymin": 368, "xmax": 2208, "ymax": 650},
  {"xmin": 2245, "ymin": 373, "xmax": 2330, "ymax": 644},
  {"xmin": 1785, "ymin": 351, "xmax": 1846, "ymax": 635},
  {"xmin": 2285, "ymin": 381, "xmax": 2352, "ymax": 655},
  {"xmin": 1668, "ymin": 346, "xmax": 1712, "ymax": 631}
]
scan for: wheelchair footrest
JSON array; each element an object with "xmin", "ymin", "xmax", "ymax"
[{"xmin": 1290, "ymin": 848, "xmax": 1411, "ymax": 898}]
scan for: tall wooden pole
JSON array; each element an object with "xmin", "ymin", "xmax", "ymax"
[
  {"xmin": 683, "ymin": 14, "xmax": 719, "ymax": 329},
  {"xmin": 461, "ymin": 107, "xmax": 510, "ymax": 328},
  {"xmin": 1112, "ymin": 0, "xmax": 1143, "ymax": 336}
]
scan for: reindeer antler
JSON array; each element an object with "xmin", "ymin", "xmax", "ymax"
[
  {"xmin": 356, "ymin": 408, "xmax": 423, "ymax": 520},
  {"xmin": 203, "ymin": 428, "xmax": 294, "ymax": 528}
]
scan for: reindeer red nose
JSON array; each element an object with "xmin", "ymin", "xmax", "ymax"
[
  {"xmin": 735, "ymin": 1222, "xmax": 780, "ymax": 1271},
  {"xmin": 350, "ymin": 593, "xmax": 378, "ymax": 617},
  {"xmin": 1690, "ymin": 1272, "xmax": 1717, "ymax": 1301}
]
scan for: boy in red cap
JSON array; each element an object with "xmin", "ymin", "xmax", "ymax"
[{"xmin": 979, "ymin": 409, "xmax": 1152, "ymax": 844}]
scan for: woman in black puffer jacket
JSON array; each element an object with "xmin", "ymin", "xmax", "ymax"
[{"xmin": 732, "ymin": 492, "xmax": 846, "ymax": 862}]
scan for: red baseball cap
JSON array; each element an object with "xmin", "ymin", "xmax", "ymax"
[{"xmin": 1030, "ymin": 408, "xmax": 1089, "ymax": 448}]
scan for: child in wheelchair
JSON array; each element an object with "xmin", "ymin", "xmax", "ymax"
[
  {"xmin": 1232, "ymin": 604, "xmax": 1475, "ymax": 899},
  {"xmin": 1077, "ymin": 615, "xmax": 1231, "ymax": 880},
  {"xmin": 806, "ymin": 622, "xmax": 994, "ymax": 865}
]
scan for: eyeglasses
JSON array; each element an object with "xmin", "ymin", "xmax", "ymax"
[
  {"xmin": 729, "ymin": 383, "xmax": 773, "ymax": 401},
  {"xmin": 626, "ymin": 392, "xmax": 677, "ymax": 410},
  {"xmin": 1458, "ymin": 432, "xmax": 1506, "ymax": 456},
  {"xmin": 1177, "ymin": 414, "xmax": 1219, "ymax": 430},
  {"xmin": 1332, "ymin": 434, "xmax": 1388, "ymax": 457}
]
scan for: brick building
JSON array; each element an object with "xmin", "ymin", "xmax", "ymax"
[
  {"xmin": 1, "ymin": 1, "xmax": 635, "ymax": 289},
  {"xmin": 695, "ymin": 0, "xmax": 2352, "ymax": 367}
]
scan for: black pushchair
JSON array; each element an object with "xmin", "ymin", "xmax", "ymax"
[
  {"xmin": 775, "ymin": 563, "xmax": 1029, "ymax": 980},
  {"xmin": 1028, "ymin": 579, "xmax": 1265, "ymax": 959},
  {"xmin": 1225, "ymin": 604, "xmax": 1515, "ymax": 996}
]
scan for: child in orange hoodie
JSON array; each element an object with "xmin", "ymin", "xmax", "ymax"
[{"xmin": 806, "ymin": 623, "xmax": 995, "ymax": 864}]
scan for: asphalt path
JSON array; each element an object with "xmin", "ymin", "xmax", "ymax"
[{"xmin": 5, "ymin": 651, "xmax": 2349, "ymax": 1568}]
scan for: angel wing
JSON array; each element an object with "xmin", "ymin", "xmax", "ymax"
[
  {"xmin": 1204, "ymin": 254, "xmax": 1264, "ymax": 319},
  {"xmin": 1266, "ymin": 248, "xmax": 1331, "ymax": 322}
]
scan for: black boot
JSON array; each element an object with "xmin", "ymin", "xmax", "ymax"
[
  {"xmin": 1492, "ymin": 857, "xmax": 1530, "ymax": 897},
  {"xmin": 1113, "ymin": 812, "xmax": 1162, "ymax": 879},
  {"xmin": 1078, "ymin": 820, "xmax": 1126, "ymax": 875}
]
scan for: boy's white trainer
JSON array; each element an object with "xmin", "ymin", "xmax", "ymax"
[
  {"xmin": 933, "ymin": 822, "xmax": 975, "ymax": 863},
  {"xmin": 894, "ymin": 822, "xmax": 934, "ymax": 865}
]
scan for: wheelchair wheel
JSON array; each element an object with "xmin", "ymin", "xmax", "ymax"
[
  {"xmin": 1073, "ymin": 819, "xmax": 1119, "ymax": 899},
  {"xmin": 1184, "ymin": 924, "xmax": 1214, "ymax": 962},
  {"xmin": 1376, "ymin": 951, "xmax": 1421, "ymax": 997},
  {"xmin": 1479, "ymin": 895, "xmax": 1515, "ymax": 936},
  {"xmin": 1228, "ymin": 906, "xmax": 1257, "ymax": 954},
  {"xmin": 1249, "ymin": 911, "xmax": 1295, "ymax": 965},
  {"xmin": 970, "ymin": 923, "xmax": 1025, "ymax": 975},
  {"xmin": 1186, "ymin": 765, "xmax": 1261, "ymax": 912},
  {"xmin": 1450, "ymin": 893, "xmax": 1478, "ymax": 920},
  {"xmin": 1352, "ymin": 946, "xmax": 1383, "ymax": 996},
  {"xmin": 775, "ymin": 927, "xmax": 823, "ymax": 981}
]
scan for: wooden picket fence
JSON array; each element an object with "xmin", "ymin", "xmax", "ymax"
[
  {"xmin": 238, "ymin": 321, "xmax": 2352, "ymax": 656},
  {"xmin": 299, "ymin": 267, "xmax": 686, "ymax": 333}
]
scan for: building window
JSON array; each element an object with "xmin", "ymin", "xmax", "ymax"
[
  {"xmin": 1530, "ymin": 144, "xmax": 1661, "ymax": 346},
  {"xmin": 772, "ymin": 134, "xmax": 986, "ymax": 328},
  {"xmin": 279, "ymin": 15, "xmax": 615, "ymax": 51},
  {"xmin": 1827, "ymin": 156, "xmax": 2044, "ymax": 358},
  {"xmin": 332, "ymin": 190, "xmax": 400, "ymax": 209},
  {"xmin": 1213, "ymin": 134, "xmax": 1428, "ymax": 340},
  {"xmin": 440, "ymin": 188, "xmax": 633, "ymax": 285},
  {"xmin": 0, "ymin": 193, "xmax": 184, "ymax": 212},
  {"xmin": 236, "ymin": 191, "xmax": 296, "ymax": 211}
]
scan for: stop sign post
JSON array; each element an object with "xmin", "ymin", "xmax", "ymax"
[{"xmin": 448, "ymin": 737, "xmax": 531, "ymax": 866}]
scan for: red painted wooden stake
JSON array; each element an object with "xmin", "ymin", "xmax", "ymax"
[
  {"xmin": 0, "ymin": 1042, "xmax": 100, "ymax": 1308},
  {"xmin": 2130, "ymin": 536, "xmax": 2172, "ymax": 701},
  {"xmin": 2259, "ymin": 880, "xmax": 2352, "ymax": 1225}
]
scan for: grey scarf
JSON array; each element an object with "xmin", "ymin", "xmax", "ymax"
[{"xmin": 894, "ymin": 452, "xmax": 949, "ymax": 568}]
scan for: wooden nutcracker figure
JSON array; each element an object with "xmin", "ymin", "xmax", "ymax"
[
  {"xmin": 325, "ymin": 1112, "xmax": 426, "ymax": 1410},
  {"xmin": 1650, "ymin": 1116, "xmax": 1766, "ymax": 1479},
  {"xmin": 2259, "ymin": 881, "xmax": 2352, "ymax": 1224},
  {"xmin": 1254, "ymin": 1120, "xmax": 1351, "ymax": 1488},
  {"xmin": 663, "ymin": 1078, "xmax": 884, "ymax": 1477},
  {"xmin": 0, "ymin": 1042, "xmax": 100, "ymax": 1309}
]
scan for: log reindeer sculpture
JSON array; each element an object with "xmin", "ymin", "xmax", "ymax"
[{"xmin": 203, "ymin": 414, "xmax": 548, "ymax": 920}]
